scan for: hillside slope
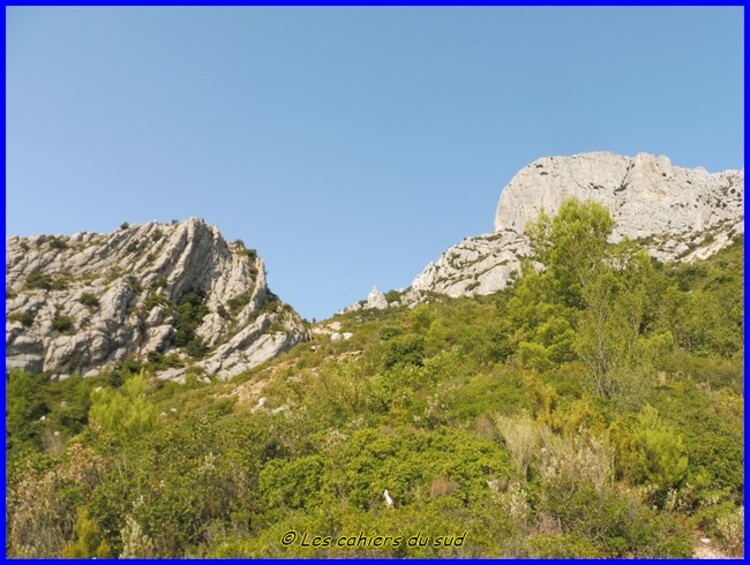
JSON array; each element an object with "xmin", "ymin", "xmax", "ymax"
[{"xmin": 6, "ymin": 204, "xmax": 743, "ymax": 558}]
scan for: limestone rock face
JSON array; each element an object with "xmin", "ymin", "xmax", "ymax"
[
  {"xmin": 6, "ymin": 218, "xmax": 308, "ymax": 381},
  {"xmin": 366, "ymin": 286, "xmax": 389, "ymax": 310},
  {"xmin": 411, "ymin": 230, "xmax": 529, "ymax": 299},
  {"xmin": 492, "ymin": 152, "xmax": 742, "ymax": 240},
  {"xmin": 408, "ymin": 152, "xmax": 743, "ymax": 300}
]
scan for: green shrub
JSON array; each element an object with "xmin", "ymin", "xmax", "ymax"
[
  {"xmin": 25, "ymin": 271, "xmax": 66, "ymax": 291},
  {"xmin": 382, "ymin": 334, "xmax": 425, "ymax": 369},
  {"xmin": 227, "ymin": 293, "xmax": 251, "ymax": 314},
  {"xmin": 240, "ymin": 248, "xmax": 257, "ymax": 261},
  {"xmin": 61, "ymin": 507, "xmax": 112, "ymax": 557},
  {"xmin": 89, "ymin": 371, "xmax": 159, "ymax": 443},
  {"xmin": 518, "ymin": 341, "xmax": 554, "ymax": 372},
  {"xmin": 261, "ymin": 293, "xmax": 280, "ymax": 313},
  {"xmin": 86, "ymin": 414, "xmax": 273, "ymax": 556},
  {"xmin": 379, "ymin": 326, "xmax": 402, "ymax": 341},
  {"xmin": 185, "ymin": 337, "xmax": 207, "ymax": 359},
  {"xmin": 685, "ymin": 429, "xmax": 743, "ymax": 501},
  {"xmin": 52, "ymin": 315, "xmax": 75, "ymax": 333},
  {"xmin": 332, "ymin": 426, "xmax": 513, "ymax": 511},
  {"xmin": 144, "ymin": 291, "xmax": 167, "ymax": 311},
  {"xmin": 170, "ymin": 291, "xmax": 209, "ymax": 350},
  {"xmin": 385, "ymin": 289, "xmax": 402, "ymax": 303},
  {"xmin": 79, "ymin": 292, "xmax": 100, "ymax": 309},
  {"xmin": 6, "ymin": 370, "xmax": 47, "ymax": 449},
  {"xmin": 105, "ymin": 359, "xmax": 143, "ymax": 388},
  {"xmin": 259, "ymin": 455, "xmax": 327, "ymax": 510},
  {"xmin": 48, "ymin": 237, "xmax": 68, "ymax": 250},
  {"xmin": 542, "ymin": 480, "xmax": 691, "ymax": 557},
  {"xmin": 525, "ymin": 534, "xmax": 599, "ymax": 558},
  {"xmin": 614, "ymin": 405, "xmax": 688, "ymax": 507},
  {"xmin": 715, "ymin": 505, "xmax": 744, "ymax": 556},
  {"xmin": 146, "ymin": 351, "xmax": 184, "ymax": 371},
  {"xmin": 8, "ymin": 311, "xmax": 35, "ymax": 327}
]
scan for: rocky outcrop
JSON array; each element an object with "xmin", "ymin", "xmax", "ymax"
[
  {"xmin": 6, "ymin": 218, "xmax": 308, "ymax": 381},
  {"xmin": 409, "ymin": 152, "xmax": 743, "ymax": 299},
  {"xmin": 365, "ymin": 286, "xmax": 389, "ymax": 310}
]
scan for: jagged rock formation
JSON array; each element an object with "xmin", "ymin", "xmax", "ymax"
[
  {"xmin": 365, "ymin": 286, "xmax": 389, "ymax": 310},
  {"xmin": 409, "ymin": 152, "xmax": 743, "ymax": 299},
  {"xmin": 6, "ymin": 218, "xmax": 307, "ymax": 381},
  {"xmin": 340, "ymin": 285, "xmax": 397, "ymax": 315}
]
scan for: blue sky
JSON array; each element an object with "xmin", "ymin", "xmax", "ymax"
[{"xmin": 6, "ymin": 7, "xmax": 744, "ymax": 321}]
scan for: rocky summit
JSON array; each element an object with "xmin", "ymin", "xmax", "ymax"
[
  {"xmin": 409, "ymin": 152, "xmax": 744, "ymax": 299},
  {"xmin": 5, "ymin": 218, "xmax": 307, "ymax": 381}
]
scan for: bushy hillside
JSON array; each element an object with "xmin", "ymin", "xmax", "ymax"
[{"xmin": 6, "ymin": 200, "xmax": 743, "ymax": 558}]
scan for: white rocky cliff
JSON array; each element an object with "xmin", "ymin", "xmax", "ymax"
[
  {"xmin": 6, "ymin": 218, "xmax": 308, "ymax": 381},
  {"xmin": 409, "ymin": 152, "xmax": 743, "ymax": 299}
]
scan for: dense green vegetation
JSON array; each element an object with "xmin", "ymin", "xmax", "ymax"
[
  {"xmin": 6, "ymin": 199, "xmax": 743, "ymax": 558},
  {"xmin": 143, "ymin": 287, "xmax": 209, "ymax": 359}
]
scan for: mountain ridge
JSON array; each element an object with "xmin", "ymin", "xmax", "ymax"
[
  {"xmin": 5, "ymin": 218, "xmax": 307, "ymax": 382},
  {"xmin": 6, "ymin": 152, "xmax": 744, "ymax": 374},
  {"xmin": 397, "ymin": 152, "xmax": 743, "ymax": 304}
]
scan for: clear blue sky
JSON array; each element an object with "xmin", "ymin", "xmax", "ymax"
[{"xmin": 6, "ymin": 7, "xmax": 744, "ymax": 321}]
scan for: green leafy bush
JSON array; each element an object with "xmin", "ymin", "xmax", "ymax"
[
  {"xmin": 227, "ymin": 293, "xmax": 251, "ymax": 314},
  {"xmin": 79, "ymin": 292, "xmax": 100, "ymax": 309},
  {"xmin": 146, "ymin": 351, "xmax": 184, "ymax": 371},
  {"xmin": 89, "ymin": 371, "xmax": 159, "ymax": 443},
  {"xmin": 49, "ymin": 237, "xmax": 69, "ymax": 250},
  {"xmin": 52, "ymin": 315, "xmax": 75, "ymax": 333},
  {"xmin": 541, "ymin": 479, "xmax": 691, "ymax": 557},
  {"xmin": 25, "ymin": 271, "xmax": 67, "ymax": 291},
  {"xmin": 8, "ymin": 311, "xmax": 35, "ymax": 326},
  {"xmin": 61, "ymin": 507, "xmax": 112, "ymax": 557},
  {"xmin": 379, "ymin": 326, "xmax": 402, "ymax": 341},
  {"xmin": 382, "ymin": 333, "xmax": 425, "ymax": 369},
  {"xmin": 614, "ymin": 405, "xmax": 688, "ymax": 506},
  {"xmin": 715, "ymin": 505, "xmax": 744, "ymax": 556},
  {"xmin": 259, "ymin": 455, "xmax": 327, "ymax": 510},
  {"xmin": 240, "ymin": 248, "xmax": 257, "ymax": 261},
  {"xmin": 144, "ymin": 291, "xmax": 167, "ymax": 311},
  {"xmin": 384, "ymin": 289, "xmax": 402, "ymax": 303},
  {"xmin": 525, "ymin": 534, "xmax": 599, "ymax": 558},
  {"xmin": 170, "ymin": 291, "xmax": 209, "ymax": 357}
]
